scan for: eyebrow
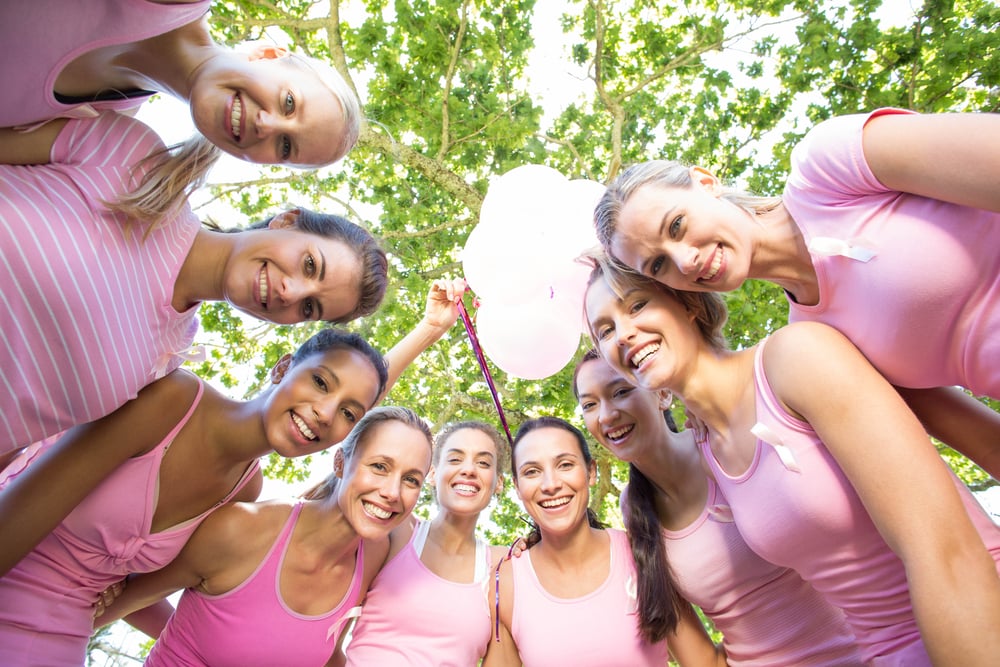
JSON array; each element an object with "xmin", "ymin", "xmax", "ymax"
[
  {"xmin": 291, "ymin": 88, "xmax": 304, "ymax": 163},
  {"xmin": 315, "ymin": 248, "xmax": 328, "ymax": 320}
]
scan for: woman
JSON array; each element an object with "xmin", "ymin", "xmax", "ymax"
[
  {"xmin": 341, "ymin": 421, "xmax": 510, "ymax": 666},
  {"xmin": 95, "ymin": 406, "xmax": 434, "ymax": 667},
  {"xmin": 0, "ymin": 328, "xmax": 388, "ymax": 666},
  {"xmin": 593, "ymin": 109, "xmax": 1000, "ymax": 477},
  {"xmin": 584, "ymin": 257, "xmax": 1000, "ymax": 666},
  {"xmin": 1, "ymin": 111, "xmax": 387, "ymax": 453},
  {"xmin": 574, "ymin": 349, "xmax": 862, "ymax": 665},
  {"xmin": 2, "ymin": 1, "xmax": 360, "ymax": 171},
  {"xmin": 484, "ymin": 417, "xmax": 725, "ymax": 667}
]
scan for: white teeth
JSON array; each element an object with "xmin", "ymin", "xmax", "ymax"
[
  {"xmin": 453, "ymin": 484, "xmax": 478, "ymax": 494},
  {"xmin": 539, "ymin": 497, "xmax": 571, "ymax": 509},
  {"xmin": 363, "ymin": 501, "xmax": 392, "ymax": 520},
  {"xmin": 231, "ymin": 95, "xmax": 242, "ymax": 139},
  {"xmin": 291, "ymin": 413, "xmax": 317, "ymax": 441},
  {"xmin": 703, "ymin": 247, "xmax": 723, "ymax": 281},
  {"xmin": 631, "ymin": 343, "xmax": 660, "ymax": 368},
  {"xmin": 259, "ymin": 265, "xmax": 268, "ymax": 307},
  {"xmin": 607, "ymin": 424, "xmax": 633, "ymax": 441}
]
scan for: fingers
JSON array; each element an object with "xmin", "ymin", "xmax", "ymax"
[{"xmin": 431, "ymin": 277, "xmax": 468, "ymax": 303}]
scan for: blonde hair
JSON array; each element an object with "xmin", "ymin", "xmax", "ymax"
[{"xmin": 287, "ymin": 54, "xmax": 362, "ymax": 166}]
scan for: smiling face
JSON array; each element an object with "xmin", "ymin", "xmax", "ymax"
[
  {"xmin": 263, "ymin": 346, "xmax": 382, "ymax": 458},
  {"xmin": 513, "ymin": 426, "xmax": 596, "ymax": 538},
  {"xmin": 575, "ymin": 357, "xmax": 667, "ymax": 464},
  {"xmin": 585, "ymin": 275, "xmax": 698, "ymax": 393},
  {"xmin": 189, "ymin": 51, "xmax": 347, "ymax": 166},
  {"xmin": 337, "ymin": 420, "xmax": 432, "ymax": 540},
  {"xmin": 430, "ymin": 428, "xmax": 502, "ymax": 516},
  {"xmin": 610, "ymin": 178, "xmax": 755, "ymax": 293},
  {"xmin": 223, "ymin": 220, "xmax": 363, "ymax": 325}
]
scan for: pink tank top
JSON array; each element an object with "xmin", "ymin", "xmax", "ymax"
[
  {"xmin": 0, "ymin": 379, "xmax": 260, "ymax": 666},
  {"xmin": 509, "ymin": 528, "xmax": 668, "ymax": 666},
  {"xmin": 147, "ymin": 502, "xmax": 365, "ymax": 667},
  {"xmin": 700, "ymin": 340, "xmax": 1000, "ymax": 666},
  {"xmin": 345, "ymin": 519, "xmax": 492, "ymax": 666},
  {"xmin": 656, "ymin": 479, "xmax": 862, "ymax": 666}
]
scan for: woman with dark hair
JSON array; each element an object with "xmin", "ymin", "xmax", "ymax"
[
  {"xmin": 1, "ymin": 111, "xmax": 387, "ymax": 453},
  {"xmin": 584, "ymin": 256, "xmax": 1000, "ymax": 666},
  {"xmin": 573, "ymin": 349, "xmax": 862, "ymax": 665},
  {"xmin": 484, "ymin": 416, "xmax": 725, "ymax": 667},
  {"xmin": 95, "ymin": 407, "xmax": 433, "ymax": 667}
]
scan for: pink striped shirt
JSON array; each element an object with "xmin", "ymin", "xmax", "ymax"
[{"xmin": 0, "ymin": 112, "xmax": 201, "ymax": 452}]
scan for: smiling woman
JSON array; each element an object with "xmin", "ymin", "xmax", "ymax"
[{"xmin": 0, "ymin": 111, "xmax": 387, "ymax": 454}]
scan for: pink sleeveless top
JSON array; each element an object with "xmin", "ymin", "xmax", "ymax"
[
  {"xmin": 345, "ymin": 519, "xmax": 492, "ymax": 666},
  {"xmin": 700, "ymin": 340, "xmax": 1000, "ymax": 666},
  {"xmin": 147, "ymin": 502, "xmax": 365, "ymax": 667},
  {"xmin": 0, "ymin": 379, "xmax": 260, "ymax": 667},
  {"xmin": 652, "ymin": 479, "xmax": 862, "ymax": 665},
  {"xmin": 0, "ymin": 0, "xmax": 211, "ymax": 128},
  {"xmin": 509, "ymin": 528, "xmax": 669, "ymax": 666}
]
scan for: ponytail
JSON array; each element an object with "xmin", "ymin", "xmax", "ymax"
[{"xmin": 624, "ymin": 464, "xmax": 683, "ymax": 643}]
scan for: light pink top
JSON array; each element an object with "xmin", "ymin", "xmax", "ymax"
[
  {"xmin": 0, "ymin": 0, "xmax": 210, "ymax": 128},
  {"xmin": 700, "ymin": 339, "xmax": 1000, "ymax": 667},
  {"xmin": 345, "ymin": 519, "xmax": 492, "ymax": 666},
  {"xmin": 510, "ymin": 528, "xmax": 669, "ymax": 667},
  {"xmin": 0, "ymin": 380, "xmax": 260, "ymax": 667},
  {"xmin": 1, "ymin": 112, "xmax": 202, "ymax": 452},
  {"xmin": 146, "ymin": 502, "xmax": 365, "ymax": 667},
  {"xmin": 624, "ymin": 479, "xmax": 862, "ymax": 666},
  {"xmin": 783, "ymin": 108, "xmax": 1000, "ymax": 397}
]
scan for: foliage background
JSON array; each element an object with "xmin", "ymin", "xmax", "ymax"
[{"xmin": 90, "ymin": 0, "xmax": 999, "ymax": 662}]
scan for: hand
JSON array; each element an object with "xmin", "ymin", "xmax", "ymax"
[
  {"xmin": 684, "ymin": 409, "xmax": 708, "ymax": 442},
  {"xmin": 507, "ymin": 537, "xmax": 529, "ymax": 559},
  {"xmin": 422, "ymin": 278, "xmax": 467, "ymax": 332},
  {"xmin": 92, "ymin": 578, "xmax": 126, "ymax": 620}
]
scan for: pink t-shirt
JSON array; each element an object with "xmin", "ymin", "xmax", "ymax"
[
  {"xmin": 510, "ymin": 528, "xmax": 669, "ymax": 667},
  {"xmin": 783, "ymin": 108, "xmax": 1000, "ymax": 397},
  {"xmin": 345, "ymin": 519, "xmax": 492, "ymax": 666},
  {"xmin": 631, "ymin": 479, "xmax": 862, "ymax": 666},
  {"xmin": 701, "ymin": 339, "xmax": 1000, "ymax": 666},
  {"xmin": 0, "ymin": 112, "xmax": 201, "ymax": 452},
  {"xmin": 0, "ymin": 380, "xmax": 260, "ymax": 667},
  {"xmin": 0, "ymin": 0, "xmax": 210, "ymax": 128},
  {"xmin": 146, "ymin": 502, "xmax": 365, "ymax": 667}
]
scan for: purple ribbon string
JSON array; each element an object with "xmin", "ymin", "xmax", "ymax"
[{"xmin": 456, "ymin": 297, "xmax": 514, "ymax": 446}]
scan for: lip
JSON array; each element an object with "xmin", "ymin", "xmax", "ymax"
[
  {"xmin": 627, "ymin": 342, "xmax": 660, "ymax": 372},
  {"xmin": 256, "ymin": 263, "xmax": 270, "ymax": 310},
  {"xmin": 604, "ymin": 422, "xmax": 635, "ymax": 447},
  {"xmin": 698, "ymin": 244, "xmax": 725, "ymax": 283},
  {"xmin": 362, "ymin": 499, "xmax": 396, "ymax": 522},
  {"xmin": 451, "ymin": 482, "xmax": 481, "ymax": 496},
  {"xmin": 536, "ymin": 495, "xmax": 573, "ymax": 513},
  {"xmin": 225, "ymin": 93, "xmax": 245, "ymax": 144},
  {"xmin": 290, "ymin": 411, "xmax": 318, "ymax": 445}
]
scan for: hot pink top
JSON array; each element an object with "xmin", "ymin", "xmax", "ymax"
[
  {"xmin": 0, "ymin": 112, "xmax": 202, "ymax": 452},
  {"xmin": 509, "ymin": 528, "xmax": 669, "ymax": 667},
  {"xmin": 783, "ymin": 108, "xmax": 1000, "ymax": 397},
  {"xmin": 624, "ymin": 479, "xmax": 862, "ymax": 666},
  {"xmin": 0, "ymin": 380, "xmax": 260, "ymax": 667},
  {"xmin": 146, "ymin": 502, "xmax": 365, "ymax": 667},
  {"xmin": 345, "ymin": 519, "xmax": 492, "ymax": 666},
  {"xmin": 700, "ymin": 339, "xmax": 1000, "ymax": 667},
  {"xmin": 0, "ymin": 0, "xmax": 210, "ymax": 128}
]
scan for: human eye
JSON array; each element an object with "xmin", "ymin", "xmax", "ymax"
[
  {"xmin": 628, "ymin": 299, "xmax": 647, "ymax": 315},
  {"xmin": 447, "ymin": 457, "xmax": 462, "ymax": 465},
  {"xmin": 280, "ymin": 136, "xmax": 292, "ymax": 161},
  {"xmin": 613, "ymin": 386, "xmax": 633, "ymax": 399},
  {"xmin": 305, "ymin": 254, "xmax": 316, "ymax": 276},
  {"xmin": 341, "ymin": 408, "xmax": 358, "ymax": 424},
  {"xmin": 284, "ymin": 92, "xmax": 295, "ymax": 115},
  {"xmin": 370, "ymin": 461, "xmax": 388, "ymax": 473},
  {"xmin": 405, "ymin": 474, "xmax": 422, "ymax": 488},
  {"xmin": 477, "ymin": 459, "xmax": 493, "ymax": 469},
  {"xmin": 312, "ymin": 373, "xmax": 327, "ymax": 391},
  {"xmin": 520, "ymin": 466, "xmax": 539, "ymax": 478},
  {"xmin": 649, "ymin": 256, "xmax": 665, "ymax": 276},
  {"xmin": 558, "ymin": 460, "xmax": 575, "ymax": 470},
  {"xmin": 596, "ymin": 324, "xmax": 614, "ymax": 341},
  {"xmin": 669, "ymin": 215, "xmax": 683, "ymax": 238},
  {"xmin": 580, "ymin": 400, "xmax": 596, "ymax": 412},
  {"xmin": 302, "ymin": 299, "xmax": 316, "ymax": 320}
]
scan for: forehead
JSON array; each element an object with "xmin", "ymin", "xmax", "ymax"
[
  {"xmin": 440, "ymin": 429, "xmax": 497, "ymax": 456},
  {"xmin": 314, "ymin": 237, "xmax": 363, "ymax": 318},
  {"xmin": 576, "ymin": 357, "xmax": 624, "ymax": 394},
  {"xmin": 284, "ymin": 60, "xmax": 346, "ymax": 166},
  {"xmin": 611, "ymin": 184, "xmax": 684, "ymax": 262},
  {"xmin": 357, "ymin": 420, "xmax": 432, "ymax": 470},
  {"xmin": 584, "ymin": 277, "xmax": 624, "ymax": 320},
  {"xmin": 516, "ymin": 427, "xmax": 580, "ymax": 464}
]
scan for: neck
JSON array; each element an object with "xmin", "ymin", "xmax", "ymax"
[
  {"xmin": 204, "ymin": 393, "xmax": 281, "ymax": 466},
  {"xmin": 296, "ymin": 497, "xmax": 362, "ymax": 563},
  {"xmin": 119, "ymin": 17, "xmax": 218, "ymax": 100},
  {"xmin": 173, "ymin": 229, "xmax": 229, "ymax": 311},
  {"xmin": 534, "ymin": 521, "xmax": 603, "ymax": 564},
  {"xmin": 428, "ymin": 510, "xmax": 481, "ymax": 553},
  {"xmin": 748, "ymin": 205, "xmax": 818, "ymax": 303},
  {"xmin": 632, "ymin": 429, "xmax": 702, "ymax": 500},
  {"xmin": 671, "ymin": 346, "xmax": 756, "ymax": 439}
]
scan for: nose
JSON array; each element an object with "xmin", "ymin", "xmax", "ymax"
[
  {"xmin": 539, "ymin": 467, "xmax": 560, "ymax": 494},
  {"xmin": 379, "ymin": 477, "xmax": 401, "ymax": 504},
  {"xmin": 255, "ymin": 108, "xmax": 289, "ymax": 139},
  {"xmin": 672, "ymin": 245, "xmax": 699, "ymax": 275},
  {"xmin": 598, "ymin": 401, "xmax": 618, "ymax": 426},
  {"xmin": 458, "ymin": 459, "xmax": 477, "ymax": 476},
  {"xmin": 277, "ymin": 275, "xmax": 306, "ymax": 306},
  {"xmin": 313, "ymin": 396, "xmax": 337, "ymax": 427}
]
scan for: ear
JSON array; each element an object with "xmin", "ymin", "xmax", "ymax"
[
  {"xmin": 587, "ymin": 461, "xmax": 598, "ymax": 487},
  {"xmin": 333, "ymin": 447, "xmax": 346, "ymax": 479},
  {"xmin": 270, "ymin": 354, "xmax": 294, "ymax": 384},
  {"xmin": 689, "ymin": 166, "xmax": 721, "ymax": 196},
  {"xmin": 246, "ymin": 43, "xmax": 290, "ymax": 62},
  {"xmin": 656, "ymin": 389, "xmax": 674, "ymax": 411},
  {"xmin": 266, "ymin": 208, "xmax": 301, "ymax": 230},
  {"xmin": 427, "ymin": 465, "xmax": 437, "ymax": 489},
  {"xmin": 494, "ymin": 474, "xmax": 505, "ymax": 497}
]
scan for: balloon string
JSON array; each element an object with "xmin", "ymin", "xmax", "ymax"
[{"xmin": 456, "ymin": 297, "xmax": 514, "ymax": 446}]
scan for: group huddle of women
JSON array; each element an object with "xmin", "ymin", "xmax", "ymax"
[{"xmin": 1, "ymin": 2, "xmax": 998, "ymax": 666}]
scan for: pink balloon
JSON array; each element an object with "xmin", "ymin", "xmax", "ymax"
[
  {"xmin": 475, "ymin": 292, "xmax": 583, "ymax": 380},
  {"xmin": 461, "ymin": 223, "xmax": 555, "ymax": 304}
]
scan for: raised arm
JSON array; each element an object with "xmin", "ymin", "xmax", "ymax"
[
  {"xmin": 862, "ymin": 112, "xmax": 1000, "ymax": 212},
  {"xmin": 895, "ymin": 385, "xmax": 1000, "ymax": 480},
  {"xmin": 380, "ymin": 278, "xmax": 465, "ymax": 401},
  {"xmin": 0, "ymin": 371, "xmax": 200, "ymax": 576},
  {"xmin": 767, "ymin": 322, "xmax": 1000, "ymax": 666},
  {"xmin": 0, "ymin": 121, "xmax": 68, "ymax": 165}
]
